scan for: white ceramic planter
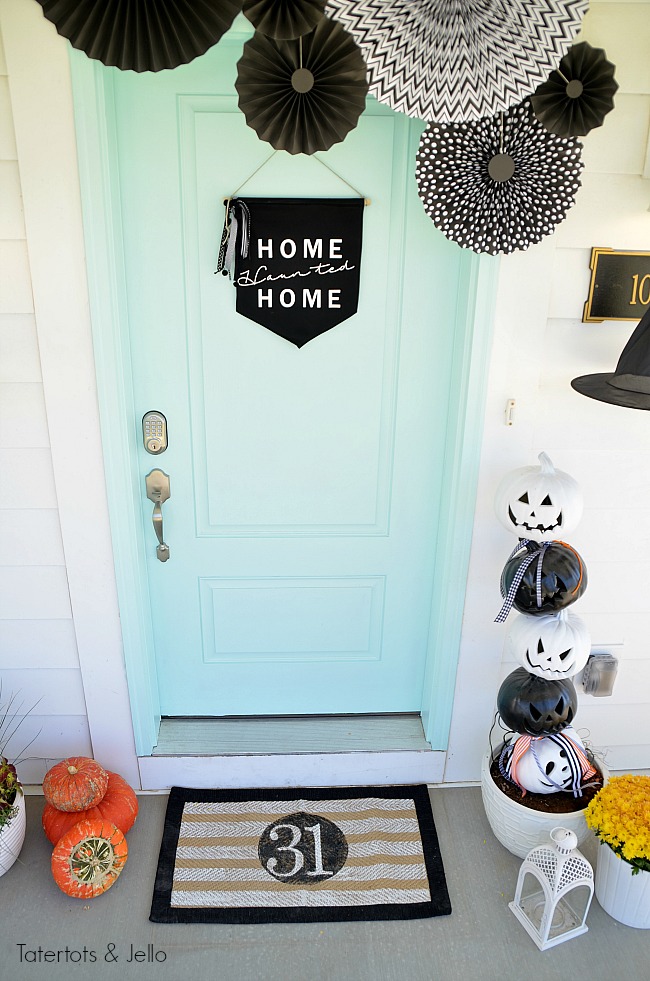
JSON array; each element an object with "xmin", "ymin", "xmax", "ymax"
[
  {"xmin": 595, "ymin": 841, "xmax": 650, "ymax": 929},
  {"xmin": 0, "ymin": 790, "xmax": 26, "ymax": 876},
  {"xmin": 480, "ymin": 752, "xmax": 593, "ymax": 859}
]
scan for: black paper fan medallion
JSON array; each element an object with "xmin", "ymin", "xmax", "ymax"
[
  {"xmin": 35, "ymin": 0, "xmax": 243, "ymax": 72},
  {"xmin": 243, "ymin": 0, "xmax": 325, "ymax": 40},
  {"xmin": 415, "ymin": 101, "xmax": 584, "ymax": 255},
  {"xmin": 235, "ymin": 15, "xmax": 368, "ymax": 155},
  {"xmin": 531, "ymin": 41, "xmax": 619, "ymax": 137},
  {"xmin": 327, "ymin": 0, "xmax": 589, "ymax": 123}
]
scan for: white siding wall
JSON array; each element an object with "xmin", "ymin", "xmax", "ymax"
[
  {"xmin": 446, "ymin": 1, "xmax": 650, "ymax": 781},
  {"xmin": 0, "ymin": 28, "xmax": 92, "ymax": 782}
]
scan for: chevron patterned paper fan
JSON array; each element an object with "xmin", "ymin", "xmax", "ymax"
[
  {"xmin": 35, "ymin": 0, "xmax": 243, "ymax": 72},
  {"xmin": 416, "ymin": 101, "xmax": 584, "ymax": 255},
  {"xmin": 327, "ymin": 0, "xmax": 589, "ymax": 123}
]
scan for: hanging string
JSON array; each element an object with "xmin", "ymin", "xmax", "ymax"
[
  {"xmin": 499, "ymin": 112, "xmax": 505, "ymax": 154},
  {"xmin": 299, "ymin": 35, "xmax": 303, "ymax": 69},
  {"xmin": 227, "ymin": 150, "xmax": 279, "ymax": 201},
  {"xmin": 223, "ymin": 149, "xmax": 368, "ymax": 204},
  {"xmin": 312, "ymin": 154, "xmax": 367, "ymax": 200}
]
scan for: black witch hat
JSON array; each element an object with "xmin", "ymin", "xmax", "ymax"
[{"xmin": 572, "ymin": 308, "xmax": 650, "ymax": 409}]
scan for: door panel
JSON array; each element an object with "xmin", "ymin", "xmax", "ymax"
[
  {"xmin": 198, "ymin": 576, "xmax": 384, "ymax": 662},
  {"xmin": 111, "ymin": 27, "xmax": 462, "ymax": 717},
  {"xmin": 189, "ymin": 106, "xmax": 405, "ymax": 536}
]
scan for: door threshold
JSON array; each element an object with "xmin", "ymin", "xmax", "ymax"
[
  {"xmin": 153, "ymin": 713, "xmax": 431, "ymax": 756},
  {"xmin": 139, "ymin": 715, "xmax": 444, "ymax": 790}
]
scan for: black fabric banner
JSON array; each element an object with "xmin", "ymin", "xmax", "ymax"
[{"xmin": 226, "ymin": 197, "xmax": 364, "ymax": 348}]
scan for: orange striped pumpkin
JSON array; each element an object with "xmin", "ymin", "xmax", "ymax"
[
  {"xmin": 42, "ymin": 771, "xmax": 138, "ymax": 845},
  {"xmin": 51, "ymin": 819, "xmax": 127, "ymax": 898},
  {"xmin": 43, "ymin": 757, "xmax": 109, "ymax": 812}
]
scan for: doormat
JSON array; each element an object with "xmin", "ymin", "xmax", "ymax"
[{"xmin": 150, "ymin": 785, "xmax": 451, "ymax": 924}]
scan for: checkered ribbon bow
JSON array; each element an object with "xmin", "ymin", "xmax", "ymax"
[
  {"xmin": 500, "ymin": 731, "xmax": 597, "ymax": 797},
  {"xmin": 494, "ymin": 539, "xmax": 551, "ymax": 623}
]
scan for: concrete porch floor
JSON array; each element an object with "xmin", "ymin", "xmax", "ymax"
[{"xmin": 2, "ymin": 786, "xmax": 648, "ymax": 981}]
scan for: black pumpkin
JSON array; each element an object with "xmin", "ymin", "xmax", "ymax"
[
  {"xmin": 497, "ymin": 667, "xmax": 577, "ymax": 735},
  {"xmin": 500, "ymin": 540, "xmax": 587, "ymax": 616}
]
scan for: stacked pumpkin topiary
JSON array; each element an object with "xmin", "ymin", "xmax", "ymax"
[
  {"xmin": 492, "ymin": 452, "xmax": 597, "ymax": 797},
  {"xmin": 42, "ymin": 757, "xmax": 137, "ymax": 899}
]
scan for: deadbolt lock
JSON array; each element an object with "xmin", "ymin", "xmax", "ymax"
[{"xmin": 143, "ymin": 411, "xmax": 168, "ymax": 454}]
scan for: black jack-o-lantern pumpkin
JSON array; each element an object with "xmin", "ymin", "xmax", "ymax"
[
  {"xmin": 497, "ymin": 667, "xmax": 577, "ymax": 735},
  {"xmin": 500, "ymin": 540, "xmax": 587, "ymax": 616},
  {"xmin": 494, "ymin": 452, "xmax": 583, "ymax": 542}
]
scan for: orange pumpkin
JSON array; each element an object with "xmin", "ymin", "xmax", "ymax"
[
  {"xmin": 43, "ymin": 757, "xmax": 109, "ymax": 812},
  {"xmin": 51, "ymin": 819, "xmax": 127, "ymax": 898},
  {"xmin": 42, "ymin": 771, "xmax": 138, "ymax": 845}
]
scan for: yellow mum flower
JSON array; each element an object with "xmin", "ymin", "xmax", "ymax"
[{"xmin": 585, "ymin": 774, "xmax": 650, "ymax": 874}]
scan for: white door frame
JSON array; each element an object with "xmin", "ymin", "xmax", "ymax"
[{"xmin": 0, "ymin": 0, "xmax": 140, "ymax": 786}]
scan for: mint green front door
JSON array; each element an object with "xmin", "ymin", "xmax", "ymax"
[{"xmin": 106, "ymin": 26, "xmax": 465, "ymax": 718}]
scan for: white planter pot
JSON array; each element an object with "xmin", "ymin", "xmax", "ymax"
[
  {"xmin": 0, "ymin": 789, "xmax": 26, "ymax": 876},
  {"xmin": 480, "ymin": 752, "xmax": 594, "ymax": 859},
  {"xmin": 595, "ymin": 841, "xmax": 650, "ymax": 929}
]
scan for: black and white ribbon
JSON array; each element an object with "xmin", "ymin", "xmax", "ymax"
[
  {"xmin": 500, "ymin": 731, "xmax": 597, "ymax": 797},
  {"xmin": 494, "ymin": 539, "xmax": 551, "ymax": 623},
  {"xmin": 215, "ymin": 198, "xmax": 251, "ymax": 277},
  {"xmin": 531, "ymin": 733, "xmax": 583, "ymax": 795}
]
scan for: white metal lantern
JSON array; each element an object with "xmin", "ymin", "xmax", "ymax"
[{"xmin": 509, "ymin": 827, "xmax": 594, "ymax": 950}]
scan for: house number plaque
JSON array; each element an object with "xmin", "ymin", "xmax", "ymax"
[{"xmin": 583, "ymin": 248, "xmax": 650, "ymax": 322}]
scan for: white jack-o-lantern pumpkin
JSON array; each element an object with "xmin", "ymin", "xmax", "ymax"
[
  {"xmin": 505, "ymin": 609, "xmax": 590, "ymax": 679},
  {"xmin": 510, "ymin": 727, "xmax": 587, "ymax": 795},
  {"xmin": 495, "ymin": 452, "xmax": 583, "ymax": 542}
]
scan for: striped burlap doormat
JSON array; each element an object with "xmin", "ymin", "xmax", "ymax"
[{"xmin": 150, "ymin": 786, "xmax": 451, "ymax": 923}]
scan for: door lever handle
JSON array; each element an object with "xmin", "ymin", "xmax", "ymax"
[{"xmin": 145, "ymin": 469, "xmax": 170, "ymax": 562}]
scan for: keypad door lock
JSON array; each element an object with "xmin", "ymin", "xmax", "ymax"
[{"xmin": 142, "ymin": 411, "xmax": 168, "ymax": 454}]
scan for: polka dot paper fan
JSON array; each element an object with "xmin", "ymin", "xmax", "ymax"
[{"xmin": 416, "ymin": 101, "xmax": 584, "ymax": 255}]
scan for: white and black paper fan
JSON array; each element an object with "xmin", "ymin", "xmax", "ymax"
[
  {"xmin": 35, "ymin": 0, "xmax": 243, "ymax": 72},
  {"xmin": 416, "ymin": 101, "xmax": 584, "ymax": 255},
  {"xmin": 235, "ymin": 16, "xmax": 368, "ymax": 155},
  {"xmin": 243, "ymin": 0, "xmax": 326, "ymax": 40},
  {"xmin": 327, "ymin": 0, "xmax": 589, "ymax": 123},
  {"xmin": 531, "ymin": 41, "xmax": 619, "ymax": 138}
]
